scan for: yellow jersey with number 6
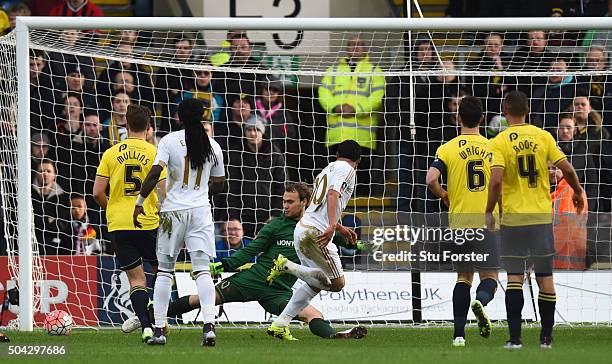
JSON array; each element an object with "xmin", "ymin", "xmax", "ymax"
[
  {"xmin": 489, "ymin": 123, "xmax": 566, "ymax": 226},
  {"xmin": 432, "ymin": 134, "xmax": 493, "ymax": 228},
  {"xmin": 96, "ymin": 137, "xmax": 166, "ymax": 231}
]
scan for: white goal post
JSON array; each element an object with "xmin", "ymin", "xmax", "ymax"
[{"xmin": 12, "ymin": 16, "xmax": 612, "ymax": 331}]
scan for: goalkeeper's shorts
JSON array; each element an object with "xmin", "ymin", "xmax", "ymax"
[
  {"xmin": 215, "ymin": 273, "xmax": 292, "ymax": 316},
  {"xmin": 500, "ymin": 223, "xmax": 555, "ymax": 274}
]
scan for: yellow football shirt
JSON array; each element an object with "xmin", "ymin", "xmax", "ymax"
[
  {"xmin": 489, "ymin": 123, "xmax": 567, "ymax": 226},
  {"xmin": 96, "ymin": 137, "xmax": 166, "ymax": 231},
  {"xmin": 433, "ymin": 134, "xmax": 493, "ymax": 228}
]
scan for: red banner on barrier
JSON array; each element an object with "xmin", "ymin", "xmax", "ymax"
[{"xmin": 0, "ymin": 256, "xmax": 98, "ymax": 326}]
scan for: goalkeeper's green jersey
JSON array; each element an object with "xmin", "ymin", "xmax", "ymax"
[{"xmin": 219, "ymin": 214, "xmax": 347, "ymax": 291}]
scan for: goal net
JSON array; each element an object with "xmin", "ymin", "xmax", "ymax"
[{"xmin": 3, "ymin": 17, "xmax": 612, "ymax": 329}]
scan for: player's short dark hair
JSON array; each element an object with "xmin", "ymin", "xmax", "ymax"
[
  {"xmin": 126, "ymin": 104, "xmax": 151, "ymax": 132},
  {"xmin": 458, "ymin": 96, "xmax": 483, "ymax": 128},
  {"xmin": 503, "ymin": 90, "xmax": 529, "ymax": 117},
  {"xmin": 285, "ymin": 182, "xmax": 312, "ymax": 204},
  {"xmin": 335, "ymin": 140, "xmax": 361, "ymax": 162}
]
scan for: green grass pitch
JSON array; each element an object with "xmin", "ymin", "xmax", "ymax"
[{"xmin": 3, "ymin": 326, "xmax": 611, "ymax": 364}]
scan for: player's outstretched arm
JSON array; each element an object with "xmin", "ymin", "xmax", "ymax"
[
  {"xmin": 133, "ymin": 163, "xmax": 164, "ymax": 228},
  {"xmin": 556, "ymin": 159, "xmax": 585, "ymax": 214},
  {"xmin": 425, "ymin": 166, "xmax": 449, "ymax": 207}
]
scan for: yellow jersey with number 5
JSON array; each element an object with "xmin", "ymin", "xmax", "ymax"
[
  {"xmin": 489, "ymin": 123, "xmax": 566, "ymax": 226},
  {"xmin": 96, "ymin": 137, "xmax": 166, "ymax": 231}
]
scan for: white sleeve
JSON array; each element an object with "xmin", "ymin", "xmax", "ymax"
[
  {"xmin": 153, "ymin": 135, "xmax": 171, "ymax": 166},
  {"xmin": 328, "ymin": 162, "xmax": 352, "ymax": 194},
  {"xmin": 209, "ymin": 140, "xmax": 225, "ymax": 177}
]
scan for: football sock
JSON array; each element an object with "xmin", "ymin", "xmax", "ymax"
[
  {"xmin": 167, "ymin": 295, "xmax": 195, "ymax": 317},
  {"xmin": 195, "ymin": 271, "xmax": 216, "ymax": 324},
  {"xmin": 129, "ymin": 286, "xmax": 151, "ymax": 330},
  {"xmin": 505, "ymin": 282, "xmax": 524, "ymax": 339},
  {"xmin": 475, "ymin": 278, "xmax": 497, "ymax": 306},
  {"xmin": 275, "ymin": 284, "xmax": 319, "ymax": 327},
  {"xmin": 152, "ymin": 271, "xmax": 173, "ymax": 328},
  {"xmin": 309, "ymin": 318, "xmax": 336, "ymax": 339},
  {"xmin": 284, "ymin": 260, "xmax": 331, "ymax": 290},
  {"xmin": 538, "ymin": 292, "xmax": 556, "ymax": 339},
  {"xmin": 452, "ymin": 280, "xmax": 471, "ymax": 338}
]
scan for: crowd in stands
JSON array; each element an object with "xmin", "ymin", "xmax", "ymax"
[{"xmin": 0, "ymin": 0, "xmax": 610, "ymax": 268}]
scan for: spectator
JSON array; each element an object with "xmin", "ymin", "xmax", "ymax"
[
  {"xmin": 31, "ymin": 132, "xmax": 55, "ymax": 178},
  {"xmin": 547, "ymin": 7, "xmax": 581, "ymax": 48},
  {"xmin": 102, "ymin": 90, "xmax": 131, "ymax": 145},
  {"xmin": 70, "ymin": 193, "xmax": 102, "ymax": 255},
  {"xmin": 570, "ymin": 95, "xmax": 612, "ymax": 212},
  {"xmin": 549, "ymin": 162, "xmax": 588, "ymax": 269},
  {"xmin": 442, "ymin": 90, "xmax": 464, "ymax": 142},
  {"xmin": 426, "ymin": 59, "xmax": 462, "ymax": 148},
  {"xmin": 467, "ymin": 32, "xmax": 509, "ymax": 124},
  {"xmin": 180, "ymin": 65, "xmax": 223, "ymax": 122},
  {"xmin": 0, "ymin": 8, "xmax": 8, "ymax": 35},
  {"xmin": 318, "ymin": 35, "xmax": 385, "ymax": 195},
  {"xmin": 509, "ymin": 30, "xmax": 555, "ymax": 97},
  {"xmin": 31, "ymin": 159, "xmax": 72, "ymax": 255},
  {"xmin": 154, "ymin": 36, "xmax": 196, "ymax": 134},
  {"xmin": 30, "ymin": 50, "xmax": 57, "ymax": 132},
  {"xmin": 556, "ymin": 113, "xmax": 599, "ymax": 212},
  {"xmin": 6, "ymin": 2, "xmax": 31, "ymax": 33},
  {"xmin": 215, "ymin": 218, "xmax": 252, "ymax": 261},
  {"xmin": 97, "ymin": 42, "xmax": 155, "ymax": 119},
  {"xmin": 70, "ymin": 111, "xmax": 110, "ymax": 202},
  {"xmin": 531, "ymin": 58, "xmax": 576, "ymax": 131},
  {"xmin": 219, "ymin": 116, "xmax": 285, "ymax": 239},
  {"xmin": 47, "ymin": 30, "xmax": 96, "ymax": 92},
  {"xmin": 255, "ymin": 81, "xmax": 296, "ymax": 153},
  {"xmin": 577, "ymin": 46, "xmax": 612, "ymax": 133},
  {"xmin": 48, "ymin": 0, "xmax": 103, "ymax": 17},
  {"xmin": 63, "ymin": 63, "xmax": 98, "ymax": 110},
  {"xmin": 214, "ymin": 94, "xmax": 253, "ymax": 152},
  {"xmin": 214, "ymin": 32, "xmax": 266, "ymax": 119}
]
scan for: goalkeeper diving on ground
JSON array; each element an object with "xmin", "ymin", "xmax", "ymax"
[{"xmin": 123, "ymin": 182, "xmax": 367, "ymax": 339}]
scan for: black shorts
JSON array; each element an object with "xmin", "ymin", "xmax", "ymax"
[
  {"xmin": 448, "ymin": 229, "xmax": 501, "ymax": 271},
  {"xmin": 500, "ymin": 224, "xmax": 554, "ymax": 274},
  {"xmin": 110, "ymin": 229, "xmax": 158, "ymax": 271}
]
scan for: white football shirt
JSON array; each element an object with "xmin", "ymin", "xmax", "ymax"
[
  {"xmin": 153, "ymin": 130, "xmax": 225, "ymax": 212},
  {"xmin": 301, "ymin": 160, "xmax": 356, "ymax": 232}
]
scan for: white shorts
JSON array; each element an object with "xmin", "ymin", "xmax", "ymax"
[
  {"xmin": 157, "ymin": 207, "xmax": 215, "ymax": 258},
  {"xmin": 293, "ymin": 222, "xmax": 343, "ymax": 280}
]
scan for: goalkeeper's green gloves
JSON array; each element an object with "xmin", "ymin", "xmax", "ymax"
[{"xmin": 210, "ymin": 262, "xmax": 224, "ymax": 277}]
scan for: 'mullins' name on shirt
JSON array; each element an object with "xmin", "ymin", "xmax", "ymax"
[{"xmin": 116, "ymin": 149, "xmax": 150, "ymax": 165}]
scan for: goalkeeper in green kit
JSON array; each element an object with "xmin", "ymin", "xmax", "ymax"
[{"xmin": 122, "ymin": 183, "xmax": 367, "ymax": 339}]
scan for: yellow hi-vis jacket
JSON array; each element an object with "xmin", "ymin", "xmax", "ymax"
[{"xmin": 318, "ymin": 56, "xmax": 385, "ymax": 150}]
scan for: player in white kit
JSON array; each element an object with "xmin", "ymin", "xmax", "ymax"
[
  {"xmin": 266, "ymin": 139, "xmax": 361, "ymax": 340},
  {"xmin": 132, "ymin": 99, "xmax": 225, "ymax": 347}
]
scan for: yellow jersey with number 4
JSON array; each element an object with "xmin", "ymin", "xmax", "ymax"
[
  {"xmin": 432, "ymin": 134, "xmax": 493, "ymax": 228},
  {"xmin": 96, "ymin": 137, "xmax": 166, "ymax": 231},
  {"xmin": 489, "ymin": 123, "xmax": 566, "ymax": 226}
]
